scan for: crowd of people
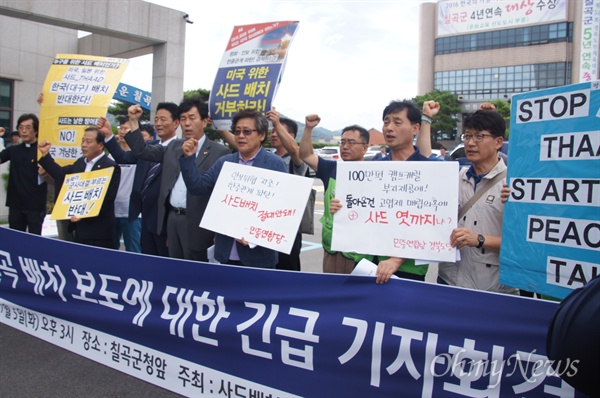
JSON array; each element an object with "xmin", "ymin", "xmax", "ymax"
[{"xmin": 0, "ymin": 96, "xmax": 515, "ymax": 294}]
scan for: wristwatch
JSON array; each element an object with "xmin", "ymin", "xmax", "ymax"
[{"xmin": 477, "ymin": 234, "xmax": 485, "ymax": 249}]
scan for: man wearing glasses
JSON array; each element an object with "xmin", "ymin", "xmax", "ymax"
[
  {"xmin": 179, "ymin": 109, "xmax": 287, "ymax": 268},
  {"xmin": 124, "ymin": 98, "xmax": 230, "ymax": 261},
  {"xmin": 437, "ymin": 109, "xmax": 518, "ymax": 294},
  {"xmin": 298, "ymin": 118, "xmax": 376, "ymax": 274}
]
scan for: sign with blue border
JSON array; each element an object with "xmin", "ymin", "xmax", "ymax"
[{"xmin": 501, "ymin": 81, "xmax": 600, "ymax": 299}]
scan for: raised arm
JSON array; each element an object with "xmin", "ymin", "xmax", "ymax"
[
  {"xmin": 179, "ymin": 138, "xmax": 221, "ymax": 196},
  {"xmin": 266, "ymin": 108, "xmax": 303, "ymax": 167},
  {"xmin": 122, "ymin": 105, "xmax": 167, "ymax": 162},
  {"xmin": 416, "ymin": 100, "xmax": 440, "ymax": 158},
  {"xmin": 299, "ymin": 114, "xmax": 321, "ymax": 172},
  {"xmin": 98, "ymin": 116, "xmax": 139, "ymax": 164}
]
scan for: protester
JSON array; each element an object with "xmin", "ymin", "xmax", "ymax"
[
  {"xmin": 325, "ymin": 100, "xmax": 439, "ymax": 282},
  {"xmin": 438, "ymin": 146, "xmax": 447, "ymax": 160},
  {"xmin": 436, "ymin": 109, "xmax": 519, "ymax": 294},
  {"xmin": 109, "ymin": 116, "xmax": 142, "ymax": 253},
  {"xmin": 124, "ymin": 99, "xmax": 230, "ymax": 261},
  {"xmin": 179, "ymin": 108, "xmax": 287, "ymax": 268},
  {"xmin": 7, "ymin": 131, "xmax": 20, "ymax": 148},
  {"xmin": 546, "ymin": 275, "xmax": 600, "ymax": 396},
  {"xmin": 266, "ymin": 109, "xmax": 310, "ymax": 271},
  {"xmin": 0, "ymin": 115, "xmax": 48, "ymax": 235},
  {"xmin": 372, "ymin": 145, "xmax": 388, "ymax": 160},
  {"xmin": 298, "ymin": 116, "xmax": 375, "ymax": 274},
  {"xmin": 38, "ymin": 127, "xmax": 121, "ymax": 248},
  {"xmin": 99, "ymin": 113, "xmax": 172, "ymax": 256},
  {"xmin": 370, "ymin": 100, "xmax": 439, "ymax": 283}
]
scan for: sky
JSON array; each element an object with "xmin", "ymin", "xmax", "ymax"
[{"xmin": 121, "ymin": 0, "xmax": 433, "ymax": 131}]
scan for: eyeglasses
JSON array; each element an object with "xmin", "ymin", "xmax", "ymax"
[
  {"xmin": 461, "ymin": 133, "xmax": 495, "ymax": 143},
  {"xmin": 339, "ymin": 140, "xmax": 367, "ymax": 147},
  {"xmin": 233, "ymin": 129, "xmax": 257, "ymax": 136}
]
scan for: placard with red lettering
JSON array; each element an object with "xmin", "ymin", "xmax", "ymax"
[
  {"xmin": 331, "ymin": 161, "xmax": 459, "ymax": 262},
  {"xmin": 200, "ymin": 162, "xmax": 313, "ymax": 254},
  {"xmin": 39, "ymin": 54, "xmax": 128, "ymax": 166},
  {"xmin": 209, "ymin": 21, "xmax": 299, "ymax": 130}
]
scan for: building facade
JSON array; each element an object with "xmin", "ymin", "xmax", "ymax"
[
  {"xmin": 0, "ymin": 0, "xmax": 187, "ymax": 218},
  {"xmin": 418, "ymin": 0, "xmax": 599, "ymax": 117}
]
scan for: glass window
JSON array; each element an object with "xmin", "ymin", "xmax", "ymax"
[{"xmin": 0, "ymin": 79, "xmax": 13, "ymax": 137}]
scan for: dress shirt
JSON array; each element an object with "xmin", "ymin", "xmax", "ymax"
[{"xmin": 169, "ymin": 135, "xmax": 206, "ymax": 209}]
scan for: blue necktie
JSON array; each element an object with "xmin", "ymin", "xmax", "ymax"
[{"xmin": 141, "ymin": 162, "xmax": 160, "ymax": 201}]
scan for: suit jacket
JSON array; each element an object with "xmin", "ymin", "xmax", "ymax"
[
  {"xmin": 105, "ymin": 137, "xmax": 162, "ymax": 232},
  {"xmin": 0, "ymin": 142, "xmax": 47, "ymax": 211},
  {"xmin": 39, "ymin": 153, "xmax": 121, "ymax": 241},
  {"xmin": 179, "ymin": 147, "xmax": 287, "ymax": 268},
  {"xmin": 125, "ymin": 128, "xmax": 230, "ymax": 251}
]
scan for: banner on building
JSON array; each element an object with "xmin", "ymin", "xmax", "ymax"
[
  {"xmin": 578, "ymin": 0, "xmax": 600, "ymax": 82},
  {"xmin": 113, "ymin": 83, "xmax": 152, "ymax": 111},
  {"xmin": 437, "ymin": 0, "xmax": 567, "ymax": 36},
  {"xmin": 501, "ymin": 81, "xmax": 600, "ymax": 299},
  {"xmin": 0, "ymin": 228, "xmax": 584, "ymax": 397},
  {"xmin": 50, "ymin": 168, "xmax": 115, "ymax": 220},
  {"xmin": 209, "ymin": 21, "xmax": 299, "ymax": 131},
  {"xmin": 331, "ymin": 161, "xmax": 459, "ymax": 262},
  {"xmin": 39, "ymin": 54, "xmax": 128, "ymax": 166}
]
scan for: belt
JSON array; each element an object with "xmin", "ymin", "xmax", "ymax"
[{"xmin": 171, "ymin": 207, "xmax": 186, "ymax": 215}]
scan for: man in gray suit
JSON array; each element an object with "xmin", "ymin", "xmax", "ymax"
[{"xmin": 125, "ymin": 98, "xmax": 230, "ymax": 261}]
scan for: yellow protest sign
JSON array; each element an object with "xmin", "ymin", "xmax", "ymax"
[
  {"xmin": 39, "ymin": 54, "xmax": 128, "ymax": 166},
  {"xmin": 51, "ymin": 167, "xmax": 115, "ymax": 220}
]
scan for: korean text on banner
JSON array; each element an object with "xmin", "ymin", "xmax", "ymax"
[
  {"xmin": 114, "ymin": 83, "xmax": 152, "ymax": 112},
  {"xmin": 500, "ymin": 81, "xmax": 600, "ymax": 299},
  {"xmin": 200, "ymin": 162, "xmax": 313, "ymax": 254},
  {"xmin": 437, "ymin": 0, "xmax": 567, "ymax": 37},
  {"xmin": 209, "ymin": 21, "xmax": 299, "ymax": 131},
  {"xmin": 331, "ymin": 161, "xmax": 459, "ymax": 262},
  {"xmin": 39, "ymin": 54, "xmax": 128, "ymax": 166},
  {"xmin": 51, "ymin": 167, "xmax": 115, "ymax": 220},
  {"xmin": 0, "ymin": 228, "xmax": 582, "ymax": 397}
]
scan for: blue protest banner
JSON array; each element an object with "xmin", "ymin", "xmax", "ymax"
[
  {"xmin": 114, "ymin": 83, "xmax": 152, "ymax": 111},
  {"xmin": 501, "ymin": 81, "xmax": 600, "ymax": 299},
  {"xmin": 0, "ymin": 228, "xmax": 583, "ymax": 397}
]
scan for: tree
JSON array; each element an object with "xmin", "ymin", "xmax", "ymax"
[
  {"xmin": 108, "ymin": 100, "xmax": 150, "ymax": 122},
  {"xmin": 413, "ymin": 90, "xmax": 461, "ymax": 145}
]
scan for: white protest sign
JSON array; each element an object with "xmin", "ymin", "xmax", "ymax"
[
  {"xmin": 200, "ymin": 162, "xmax": 313, "ymax": 254},
  {"xmin": 331, "ymin": 161, "xmax": 459, "ymax": 262}
]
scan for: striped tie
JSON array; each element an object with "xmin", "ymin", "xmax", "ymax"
[{"xmin": 141, "ymin": 162, "xmax": 160, "ymax": 201}]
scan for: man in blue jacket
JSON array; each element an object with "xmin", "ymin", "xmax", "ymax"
[{"xmin": 179, "ymin": 109, "xmax": 287, "ymax": 268}]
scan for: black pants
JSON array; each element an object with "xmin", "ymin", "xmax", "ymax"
[
  {"xmin": 276, "ymin": 230, "xmax": 302, "ymax": 271},
  {"xmin": 9, "ymin": 208, "xmax": 46, "ymax": 235},
  {"xmin": 140, "ymin": 223, "xmax": 169, "ymax": 257}
]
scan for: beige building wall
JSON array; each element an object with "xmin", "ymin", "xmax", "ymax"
[{"xmin": 0, "ymin": 0, "xmax": 187, "ymax": 219}]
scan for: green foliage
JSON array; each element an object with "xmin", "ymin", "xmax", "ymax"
[
  {"xmin": 184, "ymin": 88, "xmax": 210, "ymax": 102},
  {"xmin": 108, "ymin": 100, "xmax": 150, "ymax": 122},
  {"xmin": 413, "ymin": 90, "xmax": 462, "ymax": 143},
  {"xmin": 489, "ymin": 99, "xmax": 511, "ymax": 138}
]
